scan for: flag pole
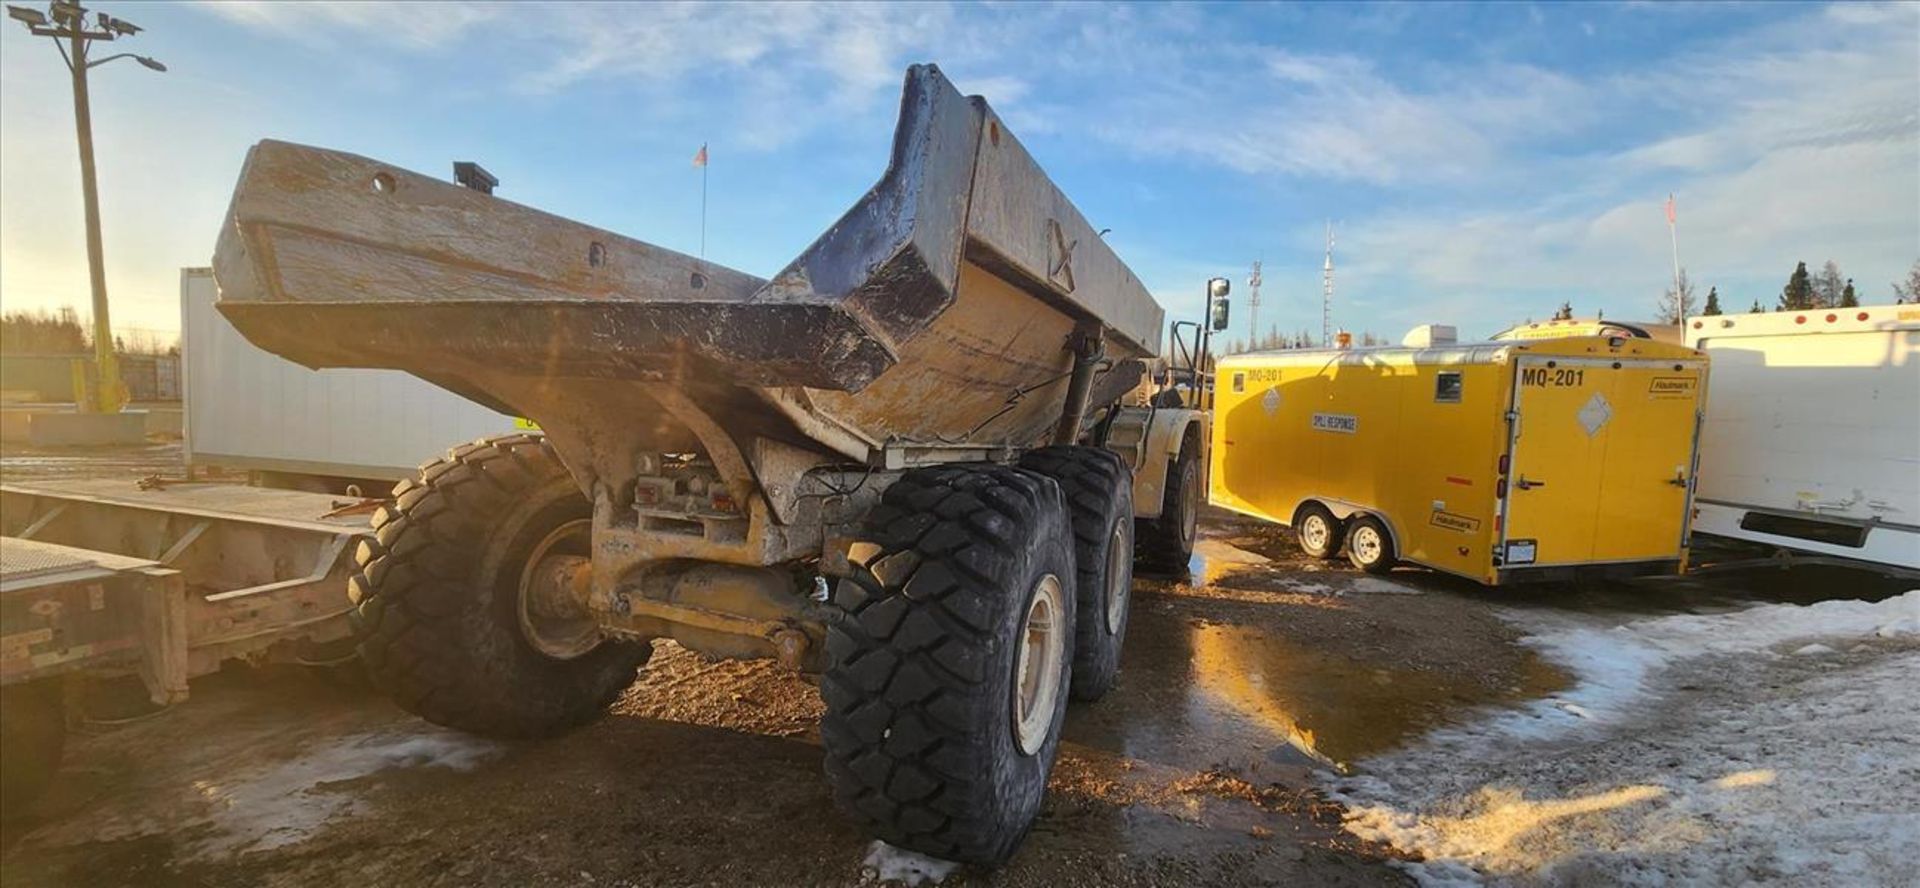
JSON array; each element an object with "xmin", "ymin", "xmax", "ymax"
[
  {"xmin": 1666, "ymin": 192, "xmax": 1681, "ymax": 301},
  {"xmin": 702, "ymin": 142, "xmax": 710, "ymax": 258}
]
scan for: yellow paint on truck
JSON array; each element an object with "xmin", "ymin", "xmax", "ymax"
[{"xmin": 1209, "ymin": 336, "xmax": 1708, "ymax": 585}]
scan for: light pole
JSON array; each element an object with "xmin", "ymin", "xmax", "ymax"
[{"xmin": 8, "ymin": 1, "xmax": 164, "ymax": 413}]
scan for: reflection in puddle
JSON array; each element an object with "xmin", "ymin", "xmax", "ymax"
[
  {"xmin": 1187, "ymin": 623, "xmax": 1561, "ymax": 772},
  {"xmin": 1186, "ymin": 538, "xmax": 1272, "ymax": 586}
]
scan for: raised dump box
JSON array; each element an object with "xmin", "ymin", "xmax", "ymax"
[{"xmin": 210, "ymin": 65, "xmax": 1218, "ymax": 865}]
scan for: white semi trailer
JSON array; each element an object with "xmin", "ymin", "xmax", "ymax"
[
  {"xmin": 1685, "ymin": 304, "xmax": 1920, "ymax": 572},
  {"xmin": 181, "ymin": 267, "xmax": 522, "ymax": 491}
]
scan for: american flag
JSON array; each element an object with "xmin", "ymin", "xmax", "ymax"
[
  {"xmin": 692, "ymin": 144, "xmax": 708, "ymax": 168},
  {"xmin": 1665, "ymin": 193, "xmax": 1676, "ymax": 226}
]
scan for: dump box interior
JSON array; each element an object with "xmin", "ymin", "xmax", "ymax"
[{"xmin": 213, "ymin": 64, "xmax": 1163, "ymax": 500}]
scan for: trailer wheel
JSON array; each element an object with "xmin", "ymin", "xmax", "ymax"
[
  {"xmin": 1019, "ymin": 445, "xmax": 1135, "ymax": 702},
  {"xmin": 1346, "ymin": 515, "xmax": 1397, "ymax": 574},
  {"xmin": 821, "ymin": 464, "xmax": 1075, "ymax": 866},
  {"xmin": 0, "ymin": 681, "xmax": 65, "ymax": 822},
  {"xmin": 349, "ymin": 433, "xmax": 649, "ymax": 739},
  {"xmin": 1137, "ymin": 430, "xmax": 1200, "ymax": 573},
  {"xmin": 1295, "ymin": 503, "xmax": 1344, "ymax": 560}
]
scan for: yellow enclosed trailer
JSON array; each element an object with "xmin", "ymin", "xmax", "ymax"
[{"xmin": 1209, "ymin": 333, "xmax": 1709, "ymax": 584}]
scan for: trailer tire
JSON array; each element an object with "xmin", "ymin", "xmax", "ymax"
[
  {"xmin": 0, "ymin": 681, "xmax": 65, "ymax": 822},
  {"xmin": 349, "ymin": 433, "xmax": 648, "ymax": 739},
  {"xmin": 1019, "ymin": 446, "xmax": 1134, "ymax": 702},
  {"xmin": 1137, "ymin": 430, "xmax": 1200, "ymax": 573},
  {"xmin": 1295, "ymin": 503, "xmax": 1344, "ymax": 560},
  {"xmin": 821, "ymin": 464, "xmax": 1075, "ymax": 867},
  {"xmin": 1346, "ymin": 515, "xmax": 1397, "ymax": 575}
]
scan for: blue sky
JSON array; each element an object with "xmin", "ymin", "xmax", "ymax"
[{"xmin": 1, "ymin": 1, "xmax": 1914, "ymax": 347}]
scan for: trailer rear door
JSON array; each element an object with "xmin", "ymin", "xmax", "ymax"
[
  {"xmin": 1501, "ymin": 356, "xmax": 1703, "ymax": 568},
  {"xmin": 1501, "ymin": 358, "xmax": 1612, "ymax": 566},
  {"xmin": 1588, "ymin": 360, "xmax": 1704, "ymax": 562}
]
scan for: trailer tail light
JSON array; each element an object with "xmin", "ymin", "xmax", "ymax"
[
  {"xmin": 711, "ymin": 491, "xmax": 737, "ymax": 513},
  {"xmin": 1795, "ymin": 315, "xmax": 1807, "ymax": 324},
  {"xmin": 1498, "ymin": 454, "xmax": 1510, "ymax": 476},
  {"xmin": 1826, "ymin": 313, "xmax": 1837, "ymax": 323},
  {"xmin": 1497, "ymin": 478, "xmax": 1508, "ymax": 498},
  {"xmin": 1858, "ymin": 312, "xmax": 1870, "ymax": 321}
]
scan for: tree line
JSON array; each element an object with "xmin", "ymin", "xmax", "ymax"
[
  {"xmin": 1658, "ymin": 257, "xmax": 1919, "ymax": 322},
  {"xmin": 0, "ymin": 307, "xmax": 178, "ymax": 355}
]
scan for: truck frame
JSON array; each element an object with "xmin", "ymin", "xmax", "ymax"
[{"xmin": 209, "ymin": 65, "xmax": 1212, "ymax": 865}]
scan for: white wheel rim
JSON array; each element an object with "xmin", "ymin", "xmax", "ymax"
[
  {"xmin": 517, "ymin": 518, "xmax": 602, "ymax": 660},
  {"xmin": 1302, "ymin": 515, "xmax": 1329, "ymax": 551},
  {"xmin": 1353, "ymin": 526, "xmax": 1382, "ymax": 564},
  {"xmin": 1013, "ymin": 573, "xmax": 1066, "ymax": 756},
  {"xmin": 1104, "ymin": 520, "xmax": 1131, "ymax": 635}
]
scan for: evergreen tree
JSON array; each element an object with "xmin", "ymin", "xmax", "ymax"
[
  {"xmin": 1748, "ymin": 300, "xmax": 1764, "ymax": 313},
  {"xmin": 1778, "ymin": 261, "xmax": 1815, "ymax": 311},
  {"xmin": 1702, "ymin": 286, "xmax": 1722, "ymax": 316},
  {"xmin": 1551, "ymin": 301, "xmax": 1574, "ymax": 321},
  {"xmin": 1840, "ymin": 279, "xmax": 1859, "ymax": 308}
]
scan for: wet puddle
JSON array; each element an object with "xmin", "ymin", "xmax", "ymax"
[{"xmin": 1078, "ymin": 538, "xmax": 1567, "ymax": 776}]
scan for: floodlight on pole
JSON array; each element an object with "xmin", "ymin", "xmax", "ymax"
[
  {"xmin": 6, "ymin": 5, "xmax": 48, "ymax": 26},
  {"xmin": 8, "ymin": 2, "xmax": 165, "ymax": 413}
]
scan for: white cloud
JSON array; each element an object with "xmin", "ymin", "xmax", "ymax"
[{"xmin": 194, "ymin": 1, "xmax": 499, "ymax": 50}]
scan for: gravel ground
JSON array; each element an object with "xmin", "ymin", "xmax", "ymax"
[{"xmin": 1, "ymin": 444, "xmax": 1906, "ymax": 887}]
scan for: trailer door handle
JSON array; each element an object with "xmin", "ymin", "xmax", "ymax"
[
  {"xmin": 1668, "ymin": 473, "xmax": 1689, "ymax": 488},
  {"xmin": 1515, "ymin": 476, "xmax": 1546, "ymax": 490}
]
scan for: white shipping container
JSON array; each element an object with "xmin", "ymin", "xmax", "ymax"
[
  {"xmin": 1685, "ymin": 304, "xmax": 1920, "ymax": 570},
  {"xmin": 181, "ymin": 267, "xmax": 522, "ymax": 482}
]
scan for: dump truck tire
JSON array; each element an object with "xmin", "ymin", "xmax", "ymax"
[
  {"xmin": 1019, "ymin": 446, "xmax": 1134, "ymax": 702},
  {"xmin": 1137, "ymin": 433, "xmax": 1200, "ymax": 573},
  {"xmin": 0, "ymin": 681, "xmax": 65, "ymax": 822},
  {"xmin": 349, "ymin": 433, "xmax": 648, "ymax": 739},
  {"xmin": 821, "ymin": 464, "xmax": 1075, "ymax": 867},
  {"xmin": 1295, "ymin": 503, "xmax": 1344, "ymax": 560},
  {"xmin": 1346, "ymin": 515, "xmax": 1397, "ymax": 575}
]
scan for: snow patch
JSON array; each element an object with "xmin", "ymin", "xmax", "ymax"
[
  {"xmin": 1346, "ymin": 576, "xmax": 1423, "ymax": 595},
  {"xmin": 861, "ymin": 840, "xmax": 959, "ymax": 885},
  {"xmin": 1331, "ymin": 590, "xmax": 1920, "ymax": 886}
]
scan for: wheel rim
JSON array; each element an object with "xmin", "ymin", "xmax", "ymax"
[
  {"xmin": 1302, "ymin": 514, "xmax": 1330, "ymax": 552},
  {"xmin": 1013, "ymin": 573, "xmax": 1066, "ymax": 756},
  {"xmin": 517, "ymin": 518, "xmax": 602, "ymax": 660},
  {"xmin": 1104, "ymin": 520, "xmax": 1131, "ymax": 635},
  {"xmin": 1352, "ymin": 525, "xmax": 1383, "ymax": 564}
]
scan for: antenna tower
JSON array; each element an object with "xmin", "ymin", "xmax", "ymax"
[
  {"xmin": 1247, "ymin": 260, "xmax": 1263, "ymax": 345},
  {"xmin": 1321, "ymin": 222, "xmax": 1335, "ymax": 344}
]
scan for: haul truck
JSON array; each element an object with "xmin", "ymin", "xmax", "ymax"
[
  {"xmin": 1210, "ymin": 327, "xmax": 1709, "ymax": 584},
  {"xmin": 207, "ymin": 65, "xmax": 1213, "ymax": 865}
]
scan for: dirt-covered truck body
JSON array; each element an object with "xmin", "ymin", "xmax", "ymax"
[{"xmin": 209, "ymin": 65, "xmax": 1213, "ymax": 865}]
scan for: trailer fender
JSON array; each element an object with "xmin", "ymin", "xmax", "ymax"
[
  {"xmin": 1298, "ymin": 498, "xmax": 1405, "ymax": 558},
  {"xmin": 1133, "ymin": 410, "xmax": 1205, "ymax": 520}
]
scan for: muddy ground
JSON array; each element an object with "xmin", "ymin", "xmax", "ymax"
[{"xmin": 1, "ymin": 445, "xmax": 1902, "ymax": 886}]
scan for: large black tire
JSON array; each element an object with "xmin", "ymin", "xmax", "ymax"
[
  {"xmin": 0, "ymin": 680, "xmax": 66, "ymax": 822},
  {"xmin": 821, "ymin": 464, "xmax": 1076, "ymax": 866},
  {"xmin": 1019, "ymin": 446, "xmax": 1133, "ymax": 702},
  {"xmin": 1137, "ymin": 430, "xmax": 1200, "ymax": 573},
  {"xmin": 349, "ymin": 434, "xmax": 649, "ymax": 738}
]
